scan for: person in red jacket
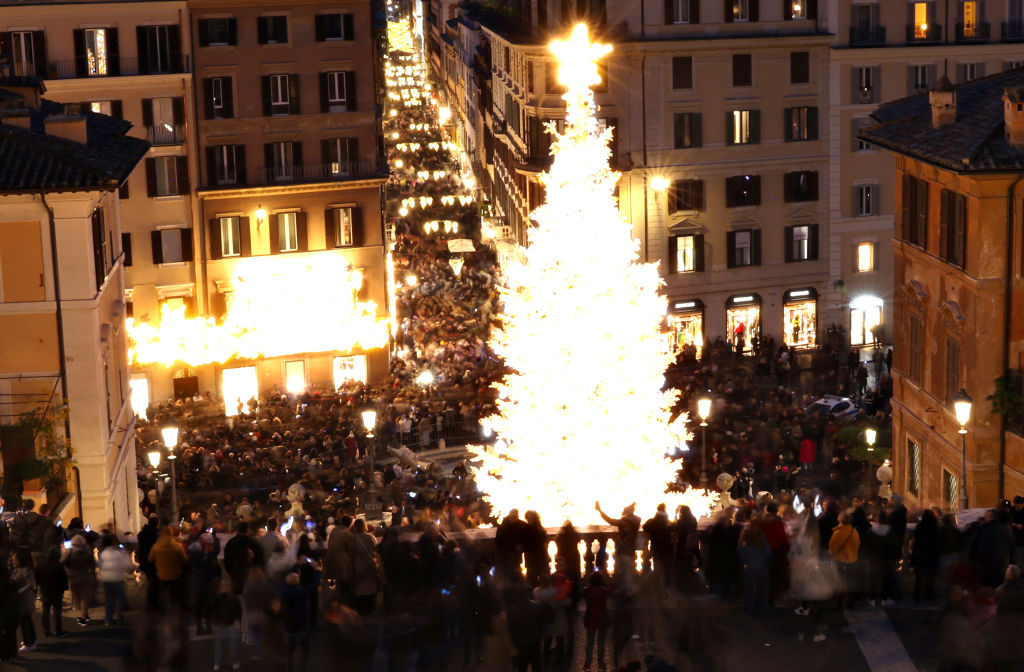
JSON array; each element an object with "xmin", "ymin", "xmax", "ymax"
[{"xmin": 760, "ymin": 503, "xmax": 791, "ymax": 607}]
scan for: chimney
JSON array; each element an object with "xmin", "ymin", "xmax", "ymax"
[
  {"xmin": 44, "ymin": 115, "xmax": 88, "ymax": 145},
  {"xmin": 1005, "ymin": 87, "xmax": 1024, "ymax": 148},
  {"xmin": 929, "ymin": 74, "xmax": 957, "ymax": 130}
]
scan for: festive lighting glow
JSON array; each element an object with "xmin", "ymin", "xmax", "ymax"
[
  {"xmin": 449, "ymin": 257, "xmax": 464, "ymax": 277},
  {"xmin": 416, "ymin": 370, "xmax": 434, "ymax": 386},
  {"xmin": 128, "ymin": 256, "xmax": 389, "ymax": 367},
  {"xmin": 651, "ymin": 176, "xmax": 671, "ymax": 192},
  {"xmin": 469, "ymin": 24, "xmax": 716, "ymax": 526}
]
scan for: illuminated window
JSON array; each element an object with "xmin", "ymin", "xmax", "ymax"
[
  {"xmin": 914, "ymin": 2, "xmax": 930, "ymax": 39},
  {"xmin": 732, "ymin": 0, "xmax": 750, "ymax": 22},
  {"xmin": 944, "ymin": 470, "xmax": 958, "ymax": 510},
  {"xmin": 278, "ymin": 212, "xmax": 299, "ymax": 252},
  {"xmin": 962, "ymin": 1, "xmax": 977, "ymax": 37},
  {"xmin": 908, "ymin": 439, "xmax": 921, "ymax": 495},
  {"xmin": 90, "ymin": 100, "xmax": 112, "ymax": 115},
  {"xmin": 85, "ymin": 28, "xmax": 108, "ymax": 75},
  {"xmin": 10, "ymin": 32, "xmax": 37, "ymax": 77},
  {"xmin": 790, "ymin": 0, "xmax": 806, "ymax": 19},
  {"xmin": 857, "ymin": 242, "xmax": 875, "ymax": 272},
  {"xmin": 332, "ymin": 208, "xmax": 355, "ymax": 247},
  {"xmin": 333, "ymin": 355, "xmax": 367, "ymax": 388},
  {"xmin": 676, "ymin": 235, "xmax": 696, "ymax": 273},
  {"xmin": 729, "ymin": 110, "xmax": 755, "ymax": 144},
  {"xmin": 850, "ymin": 295, "xmax": 883, "ymax": 346},
  {"xmin": 219, "ymin": 216, "xmax": 241, "ymax": 257},
  {"xmin": 285, "ymin": 360, "xmax": 306, "ymax": 394}
]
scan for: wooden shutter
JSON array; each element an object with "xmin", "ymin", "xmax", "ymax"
[
  {"xmin": 690, "ymin": 0, "xmax": 700, "ymax": 22},
  {"xmin": 203, "ymin": 78, "xmax": 214, "ymax": 119},
  {"xmin": 807, "ymin": 107, "xmax": 818, "ymax": 140},
  {"xmin": 111, "ymin": 100, "xmax": 123, "ymax": 119},
  {"xmin": 171, "ymin": 97, "xmax": 185, "ymax": 125},
  {"xmin": 725, "ymin": 176, "xmax": 737, "ymax": 207},
  {"xmin": 222, "ymin": 77, "xmax": 234, "ymax": 117},
  {"xmin": 783, "ymin": 107, "xmax": 793, "ymax": 141},
  {"xmin": 694, "ymin": 180, "xmax": 705, "ymax": 210},
  {"xmin": 235, "ymin": 145, "xmax": 246, "ymax": 185},
  {"xmin": 694, "ymin": 234, "xmax": 705, "ymax": 271},
  {"xmin": 750, "ymin": 175, "xmax": 762, "ymax": 205},
  {"xmin": 31, "ymin": 31, "xmax": 46, "ymax": 78},
  {"xmin": 180, "ymin": 229, "xmax": 193, "ymax": 261},
  {"xmin": 901, "ymin": 175, "xmax": 912, "ymax": 239},
  {"xmin": 175, "ymin": 156, "xmax": 189, "ymax": 193},
  {"xmin": 871, "ymin": 66, "xmax": 881, "ymax": 102},
  {"xmin": 107, "ymin": 28, "xmax": 120, "ymax": 75},
  {"xmin": 751, "ymin": 229, "xmax": 762, "ymax": 265},
  {"xmin": 239, "ymin": 216, "xmax": 251, "ymax": 256},
  {"xmin": 807, "ymin": 0, "xmax": 817, "ymax": 19},
  {"xmin": 664, "ymin": 0, "xmax": 674, "ymax": 24},
  {"xmin": 939, "ymin": 189, "xmax": 950, "ymax": 259},
  {"xmin": 725, "ymin": 111, "xmax": 734, "ymax": 146},
  {"xmin": 345, "ymin": 71, "xmax": 357, "ymax": 111},
  {"xmin": 288, "ymin": 74, "xmax": 300, "ymax": 115},
  {"xmin": 726, "ymin": 230, "xmax": 737, "ymax": 267},
  {"xmin": 749, "ymin": 110, "xmax": 761, "ymax": 144},
  {"xmin": 749, "ymin": 0, "xmax": 759, "ymax": 21},
  {"xmin": 197, "ymin": 19, "xmax": 210, "ymax": 47},
  {"xmin": 150, "ymin": 230, "xmax": 163, "ymax": 264},
  {"xmin": 724, "ymin": 0, "xmax": 733, "ymax": 22},
  {"xmin": 226, "ymin": 18, "xmax": 237, "ymax": 45},
  {"xmin": 809, "ymin": 224, "xmax": 819, "ymax": 260},
  {"xmin": 141, "ymin": 98, "xmax": 153, "ymax": 127},
  {"xmin": 320, "ymin": 73, "xmax": 330, "ymax": 112},
  {"xmin": 351, "ymin": 207, "xmax": 364, "ymax": 246},
  {"xmin": 269, "ymin": 214, "xmax": 281, "ymax": 254},
  {"xmin": 276, "ymin": 17, "xmax": 288, "ymax": 43},
  {"xmin": 915, "ymin": 179, "xmax": 928, "ymax": 245},
  {"xmin": 0, "ymin": 33, "xmax": 9, "ymax": 67},
  {"xmin": 145, "ymin": 157, "xmax": 157, "ymax": 196},
  {"xmin": 954, "ymin": 195, "xmax": 966, "ymax": 266},
  {"xmin": 315, "ymin": 14, "xmax": 326, "ymax": 41},
  {"xmin": 668, "ymin": 235, "xmax": 678, "ymax": 273},
  {"xmin": 262, "ymin": 75, "xmax": 272, "ymax": 116},
  {"xmin": 296, "ymin": 212, "xmax": 309, "ymax": 251},
  {"xmin": 343, "ymin": 14, "xmax": 354, "ymax": 40},
  {"xmin": 783, "ymin": 172, "xmax": 794, "ymax": 202},
  {"xmin": 264, "ymin": 143, "xmax": 274, "ymax": 176},
  {"xmin": 674, "ymin": 113, "xmax": 685, "ymax": 149},
  {"xmin": 324, "ymin": 208, "xmax": 337, "ymax": 247},
  {"xmin": 206, "ymin": 146, "xmax": 217, "ymax": 186},
  {"xmin": 690, "ymin": 114, "xmax": 702, "ymax": 148},
  {"xmin": 292, "ymin": 141, "xmax": 303, "ymax": 173},
  {"xmin": 122, "ymin": 233, "xmax": 133, "ymax": 267},
  {"xmin": 808, "ymin": 171, "xmax": 819, "ymax": 201},
  {"xmin": 209, "ymin": 218, "xmax": 222, "ymax": 259},
  {"xmin": 73, "ymin": 29, "xmax": 88, "ymax": 76},
  {"xmin": 784, "ymin": 0, "xmax": 792, "ymax": 19},
  {"xmin": 168, "ymin": 25, "xmax": 183, "ymax": 72},
  {"xmin": 257, "ymin": 17, "xmax": 268, "ymax": 43},
  {"xmin": 118, "ymin": 178, "xmax": 129, "ymax": 200},
  {"xmin": 784, "ymin": 226, "xmax": 794, "ymax": 262}
]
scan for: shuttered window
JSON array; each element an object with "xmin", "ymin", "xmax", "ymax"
[{"xmin": 908, "ymin": 313, "xmax": 924, "ymax": 382}]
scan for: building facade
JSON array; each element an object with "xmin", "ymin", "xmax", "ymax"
[
  {"xmin": 0, "ymin": 79, "xmax": 149, "ymax": 529},
  {"xmin": 862, "ymin": 69, "xmax": 1024, "ymax": 509}
]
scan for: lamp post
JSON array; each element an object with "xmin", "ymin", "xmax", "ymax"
[
  {"xmin": 953, "ymin": 388, "xmax": 973, "ymax": 512},
  {"xmin": 160, "ymin": 423, "xmax": 180, "ymax": 524},
  {"xmin": 865, "ymin": 427, "xmax": 877, "ymax": 452},
  {"xmin": 697, "ymin": 392, "xmax": 712, "ymax": 488},
  {"xmin": 147, "ymin": 448, "xmax": 161, "ymax": 516},
  {"xmin": 361, "ymin": 407, "xmax": 382, "ymax": 521}
]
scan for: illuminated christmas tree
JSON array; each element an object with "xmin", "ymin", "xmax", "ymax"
[{"xmin": 471, "ymin": 25, "xmax": 713, "ymax": 526}]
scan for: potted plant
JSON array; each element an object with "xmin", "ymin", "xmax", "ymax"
[{"xmin": 12, "ymin": 457, "xmax": 51, "ymax": 493}]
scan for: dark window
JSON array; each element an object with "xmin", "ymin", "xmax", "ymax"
[
  {"xmin": 197, "ymin": 18, "xmax": 237, "ymax": 46},
  {"xmin": 670, "ymin": 179, "xmax": 704, "ymax": 211},
  {"xmin": 672, "ymin": 56, "xmax": 692, "ymax": 89},
  {"xmin": 91, "ymin": 209, "xmax": 107, "ymax": 291},
  {"xmin": 322, "ymin": 137, "xmax": 359, "ymax": 176},
  {"xmin": 945, "ymin": 338, "xmax": 961, "ymax": 405},
  {"xmin": 321, "ymin": 71, "xmax": 357, "ymax": 112},
  {"xmin": 673, "ymin": 112, "xmax": 702, "ymax": 148},
  {"xmin": 203, "ymin": 76, "xmax": 233, "ymax": 119},
  {"xmin": 263, "ymin": 74, "xmax": 299, "ymax": 116},
  {"xmin": 732, "ymin": 54, "xmax": 752, "ymax": 86},
  {"xmin": 791, "ymin": 52, "xmax": 809, "ymax": 84},
  {"xmin": 724, "ymin": 0, "xmax": 758, "ymax": 22},
  {"xmin": 149, "ymin": 228, "xmax": 193, "ymax": 265},
  {"xmin": 726, "ymin": 228, "xmax": 761, "ymax": 267},
  {"xmin": 908, "ymin": 313, "xmax": 924, "ymax": 382},
  {"xmin": 257, "ymin": 16, "xmax": 289, "ymax": 44},
  {"xmin": 145, "ymin": 156, "xmax": 189, "ymax": 197},
  {"xmin": 784, "ymin": 171, "xmax": 818, "ymax": 202},
  {"xmin": 122, "ymin": 232, "xmax": 132, "ymax": 267},
  {"xmin": 325, "ymin": 207, "xmax": 362, "ymax": 247},
  {"xmin": 784, "ymin": 224, "xmax": 819, "ymax": 262},
  {"xmin": 137, "ymin": 25, "xmax": 182, "ymax": 75},
  {"xmin": 664, "ymin": 0, "xmax": 700, "ymax": 23},
  {"xmin": 901, "ymin": 175, "xmax": 929, "ymax": 247},
  {"xmin": 725, "ymin": 174, "xmax": 761, "ymax": 207},
  {"xmin": 315, "ymin": 13, "xmax": 354, "ymax": 41},
  {"xmin": 940, "ymin": 189, "xmax": 967, "ymax": 268}
]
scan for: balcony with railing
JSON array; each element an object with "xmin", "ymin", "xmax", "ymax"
[
  {"xmin": 849, "ymin": 25, "xmax": 886, "ymax": 46},
  {"xmin": 45, "ymin": 55, "xmax": 191, "ymax": 80},
  {"xmin": 905, "ymin": 23, "xmax": 942, "ymax": 44},
  {"xmin": 254, "ymin": 160, "xmax": 385, "ymax": 186},
  {"xmin": 956, "ymin": 21, "xmax": 991, "ymax": 42},
  {"xmin": 146, "ymin": 123, "xmax": 186, "ymax": 146},
  {"xmin": 1004, "ymin": 19, "xmax": 1024, "ymax": 42}
]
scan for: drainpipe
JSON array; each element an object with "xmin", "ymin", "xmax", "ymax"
[
  {"xmin": 641, "ymin": 52, "xmax": 648, "ymax": 263},
  {"xmin": 999, "ymin": 174, "xmax": 1022, "ymax": 500},
  {"xmin": 40, "ymin": 191, "xmax": 83, "ymax": 518}
]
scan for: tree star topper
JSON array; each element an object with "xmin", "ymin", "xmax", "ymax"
[{"xmin": 550, "ymin": 24, "xmax": 612, "ymax": 91}]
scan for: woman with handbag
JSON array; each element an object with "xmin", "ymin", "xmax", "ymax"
[{"xmin": 828, "ymin": 513, "xmax": 861, "ymax": 610}]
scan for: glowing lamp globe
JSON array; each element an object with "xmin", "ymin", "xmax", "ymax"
[
  {"xmin": 651, "ymin": 176, "xmax": 670, "ymax": 192},
  {"xmin": 697, "ymin": 394, "xmax": 712, "ymax": 423},
  {"xmin": 147, "ymin": 450, "xmax": 161, "ymax": 468},
  {"xmin": 953, "ymin": 388, "xmax": 973, "ymax": 429},
  {"xmin": 416, "ymin": 370, "xmax": 434, "ymax": 386},
  {"xmin": 161, "ymin": 425, "xmax": 179, "ymax": 449},
  {"xmin": 865, "ymin": 427, "xmax": 877, "ymax": 450},
  {"xmin": 361, "ymin": 409, "xmax": 377, "ymax": 432}
]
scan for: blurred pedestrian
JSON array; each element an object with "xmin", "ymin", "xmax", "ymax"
[{"xmin": 11, "ymin": 549, "xmax": 37, "ymax": 652}]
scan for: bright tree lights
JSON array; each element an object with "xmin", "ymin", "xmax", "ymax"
[{"xmin": 469, "ymin": 25, "xmax": 715, "ymax": 525}]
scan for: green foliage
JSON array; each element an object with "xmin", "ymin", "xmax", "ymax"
[
  {"xmin": 988, "ymin": 374, "xmax": 1024, "ymax": 424},
  {"xmin": 11, "ymin": 457, "xmax": 52, "ymax": 481}
]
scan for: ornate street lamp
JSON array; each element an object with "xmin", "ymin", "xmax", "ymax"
[
  {"xmin": 161, "ymin": 423, "xmax": 180, "ymax": 523},
  {"xmin": 697, "ymin": 392, "xmax": 712, "ymax": 488},
  {"xmin": 953, "ymin": 388, "xmax": 973, "ymax": 511}
]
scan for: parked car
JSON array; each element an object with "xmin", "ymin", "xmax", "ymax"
[{"xmin": 805, "ymin": 395, "xmax": 859, "ymax": 420}]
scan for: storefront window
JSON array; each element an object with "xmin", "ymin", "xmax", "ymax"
[
  {"xmin": 726, "ymin": 295, "xmax": 761, "ymax": 354},
  {"xmin": 783, "ymin": 289, "xmax": 817, "ymax": 349},
  {"xmin": 850, "ymin": 295, "xmax": 883, "ymax": 346},
  {"xmin": 333, "ymin": 355, "xmax": 368, "ymax": 388},
  {"xmin": 667, "ymin": 302, "xmax": 704, "ymax": 358}
]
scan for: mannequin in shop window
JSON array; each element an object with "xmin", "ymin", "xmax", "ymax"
[
  {"xmin": 734, "ymin": 322, "xmax": 746, "ymax": 357},
  {"xmin": 792, "ymin": 315, "xmax": 801, "ymax": 346}
]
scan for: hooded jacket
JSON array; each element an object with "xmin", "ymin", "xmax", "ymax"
[{"xmin": 148, "ymin": 527, "xmax": 188, "ymax": 581}]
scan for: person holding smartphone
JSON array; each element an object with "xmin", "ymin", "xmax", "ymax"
[{"xmin": 98, "ymin": 535, "xmax": 133, "ymax": 626}]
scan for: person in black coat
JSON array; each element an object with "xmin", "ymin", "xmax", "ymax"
[
  {"xmin": 521, "ymin": 511, "xmax": 549, "ymax": 586},
  {"xmin": 223, "ymin": 522, "xmax": 264, "ymax": 594},
  {"xmin": 35, "ymin": 546, "xmax": 68, "ymax": 637},
  {"xmin": 135, "ymin": 516, "xmax": 160, "ymax": 610},
  {"xmin": 0, "ymin": 566, "xmax": 20, "ymax": 662},
  {"xmin": 910, "ymin": 509, "xmax": 942, "ymax": 603}
]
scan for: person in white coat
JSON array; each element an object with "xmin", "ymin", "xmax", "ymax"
[{"xmin": 97, "ymin": 536, "xmax": 133, "ymax": 626}]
